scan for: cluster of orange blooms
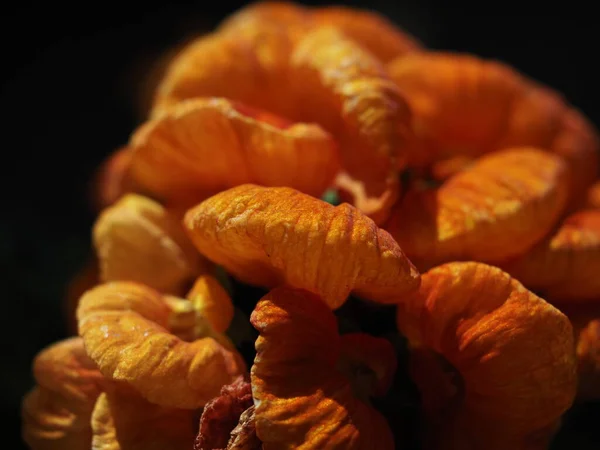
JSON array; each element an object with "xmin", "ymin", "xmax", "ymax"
[{"xmin": 21, "ymin": 2, "xmax": 600, "ymax": 449}]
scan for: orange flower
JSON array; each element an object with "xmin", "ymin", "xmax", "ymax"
[
  {"xmin": 385, "ymin": 148, "xmax": 569, "ymax": 270},
  {"xmin": 251, "ymin": 287, "xmax": 396, "ymax": 449},
  {"xmin": 128, "ymin": 98, "xmax": 340, "ymax": 208},
  {"xmin": 503, "ymin": 210, "xmax": 600, "ymax": 304},
  {"xmin": 396, "ymin": 262, "xmax": 577, "ymax": 450},
  {"xmin": 184, "ymin": 184, "xmax": 420, "ymax": 309},
  {"xmin": 388, "ymin": 52, "xmax": 599, "ymax": 202},
  {"xmin": 21, "ymin": 337, "xmax": 105, "ymax": 450},
  {"xmin": 77, "ymin": 281, "xmax": 245, "ymax": 409},
  {"xmin": 93, "ymin": 194, "xmax": 207, "ymax": 295},
  {"xmin": 91, "ymin": 388, "xmax": 195, "ymax": 450},
  {"xmin": 187, "ymin": 274, "xmax": 235, "ymax": 335}
]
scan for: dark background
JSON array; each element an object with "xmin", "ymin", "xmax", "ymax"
[{"xmin": 1, "ymin": 1, "xmax": 598, "ymax": 448}]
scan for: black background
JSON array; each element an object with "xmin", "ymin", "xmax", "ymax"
[{"xmin": 1, "ymin": 1, "xmax": 599, "ymax": 448}]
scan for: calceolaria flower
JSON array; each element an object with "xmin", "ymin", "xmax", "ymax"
[{"xmin": 22, "ymin": 2, "xmax": 600, "ymax": 449}]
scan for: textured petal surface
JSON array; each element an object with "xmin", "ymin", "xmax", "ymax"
[
  {"xmin": 503, "ymin": 210, "xmax": 600, "ymax": 303},
  {"xmin": 187, "ymin": 274, "xmax": 235, "ymax": 334},
  {"xmin": 128, "ymin": 98, "xmax": 339, "ymax": 207},
  {"xmin": 251, "ymin": 287, "xmax": 394, "ymax": 450},
  {"xmin": 91, "ymin": 390, "xmax": 195, "ymax": 450},
  {"xmin": 22, "ymin": 337, "xmax": 105, "ymax": 450},
  {"xmin": 184, "ymin": 184, "xmax": 420, "ymax": 309},
  {"xmin": 93, "ymin": 194, "xmax": 205, "ymax": 295},
  {"xmin": 291, "ymin": 26, "xmax": 412, "ymax": 223},
  {"xmin": 77, "ymin": 282, "xmax": 245, "ymax": 408},
  {"xmin": 385, "ymin": 148, "xmax": 569, "ymax": 270},
  {"xmin": 388, "ymin": 52, "xmax": 599, "ymax": 201},
  {"xmin": 396, "ymin": 262, "xmax": 577, "ymax": 450}
]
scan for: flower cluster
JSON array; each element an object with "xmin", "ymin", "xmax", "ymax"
[{"xmin": 22, "ymin": 2, "xmax": 600, "ymax": 450}]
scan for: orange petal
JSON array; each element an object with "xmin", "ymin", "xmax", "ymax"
[
  {"xmin": 429, "ymin": 155, "xmax": 474, "ymax": 183},
  {"xmin": 251, "ymin": 287, "xmax": 395, "ymax": 449},
  {"xmin": 91, "ymin": 390, "xmax": 195, "ymax": 450},
  {"xmin": 503, "ymin": 210, "xmax": 600, "ymax": 304},
  {"xmin": 93, "ymin": 194, "xmax": 206, "ymax": 295},
  {"xmin": 311, "ymin": 5, "xmax": 421, "ymax": 63},
  {"xmin": 385, "ymin": 147, "xmax": 569, "ymax": 270},
  {"xmin": 152, "ymin": 28, "xmax": 294, "ymax": 118},
  {"xmin": 291, "ymin": 26, "xmax": 412, "ymax": 223},
  {"xmin": 396, "ymin": 262, "xmax": 577, "ymax": 449},
  {"xmin": 22, "ymin": 337, "xmax": 105, "ymax": 450},
  {"xmin": 184, "ymin": 184, "xmax": 420, "ymax": 309},
  {"xmin": 388, "ymin": 52, "xmax": 599, "ymax": 201},
  {"xmin": 77, "ymin": 282, "xmax": 245, "ymax": 408},
  {"xmin": 128, "ymin": 98, "xmax": 340, "ymax": 208},
  {"xmin": 91, "ymin": 147, "xmax": 134, "ymax": 213},
  {"xmin": 187, "ymin": 274, "xmax": 235, "ymax": 334}
]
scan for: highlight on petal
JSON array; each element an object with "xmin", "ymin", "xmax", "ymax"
[
  {"xmin": 152, "ymin": 27, "xmax": 294, "ymax": 118},
  {"xmin": 128, "ymin": 97, "xmax": 340, "ymax": 208},
  {"xmin": 22, "ymin": 337, "xmax": 105, "ymax": 450},
  {"xmin": 291, "ymin": 26, "xmax": 413, "ymax": 223},
  {"xmin": 91, "ymin": 147, "xmax": 134, "ymax": 213},
  {"xmin": 184, "ymin": 184, "xmax": 420, "ymax": 309},
  {"xmin": 387, "ymin": 52, "xmax": 599, "ymax": 200},
  {"xmin": 187, "ymin": 274, "xmax": 235, "ymax": 334},
  {"xmin": 251, "ymin": 287, "xmax": 395, "ymax": 449},
  {"xmin": 396, "ymin": 262, "xmax": 577, "ymax": 450},
  {"xmin": 311, "ymin": 5, "xmax": 421, "ymax": 63},
  {"xmin": 91, "ymin": 389, "xmax": 195, "ymax": 450},
  {"xmin": 77, "ymin": 282, "xmax": 245, "ymax": 409},
  {"xmin": 93, "ymin": 194, "xmax": 206, "ymax": 295},
  {"xmin": 385, "ymin": 147, "xmax": 570, "ymax": 270},
  {"xmin": 194, "ymin": 376, "xmax": 260, "ymax": 450},
  {"xmin": 503, "ymin": 210, "xmax": 600, "ymax": 303}
]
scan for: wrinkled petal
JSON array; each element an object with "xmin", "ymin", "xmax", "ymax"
[
  {"xmin": 503, "ymin": 210, "xmax": 600, "ymax": 303},
  {"xmin": 226, "ymin": 405, "xmax": 260, "ymax": 450},
  {"xmin": 184, "ymin": 184, "xmax": 420, "ymax": 309},
  {"xmin": 291, "ymin": 26, "xmax": 412, "ymax": 223},
  {"xmin": 187, "ymin": 274, "xmax": 235, "ymax": 334},
  {"xmin": 396, "ymin": 262, "xmax": 577, "ymax": 450},
  {"xmin": 91, "ymin": 390, "xmax": 195, "ymax": 449},
  {"xmin": 387, "ymin": 52, "xmax": 599, "ymax": 201},
  {"xmin": 385, "ymin": 147, "xmax": 569, "ymax": 270},
  {"xmin": 93, "ymin": 194, "xmax": 206, "ymax": 295},
  {"xmin": 194, "ymin": 376, "xmax": 255, "ymax": 450},
  {"xmin": 22, "ymin": 337, "xmax": 105, "ymax": 450},
  {"xmin": 91, "ymin": 147, "xmax": 134, "ymax": 212},
  {"xmin": 128, "ymin": 98, "xmax": 340, "ymax": 208},
  {"xmin": 77, "ymin": 282, "xmax": 245, "ymax": 408},
  {"xmin": 251, "ymin": 287, "xmax": 395, "ymax": 449},
  {"xmin": 152, "ymin": 28, "xmax": 294, "ymax": 118}
]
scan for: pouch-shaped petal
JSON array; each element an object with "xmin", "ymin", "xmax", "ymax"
[
  {"xmin": 22, "ymin": 337, "xmax": 105, "ymax": 450},
  {"xmin": 291, "ymin": 26, "xmax": 412, "ymax": 222},
  {"xmin": 385, "ymin": 147, "xmax": 569, "ymax": 270},
  {"xmin": 187, "ymin": 274, "xmax": 235, "ymax": 334},
  {"xmin": 184, "ymin": 184, "xmax": 420, "ymax": 309},
  {"xmin": 503, "ymin": 210, "xmax": 600, "ymax": 303},
  {"xmin": 388, "ymin": 52, "xmax": 599, "ymax": 201},
  {"xmin": 152, "ymin": 28, "xmax": 294, "ymax": 118},
  {"xmin": 128, "ymin": 98, "xmax": 339, "ymax": 208},
  {"xmin": 91, "ymin": 390, "xmax": 195, "ymax": 450},
  {"xmin": 251, "ymin": 287, "xmax": 395, "ymax": 449},
  {"xmin": 93, "ymin": 194, "xmax": 206, "ymax": 295},
  {"xmin": 77, "ymin": 282, "xmax": 245, "ymax": 409},
  {"xmin": 396, "ymin": 262, "xmax": 577, "ymax": 450}
]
